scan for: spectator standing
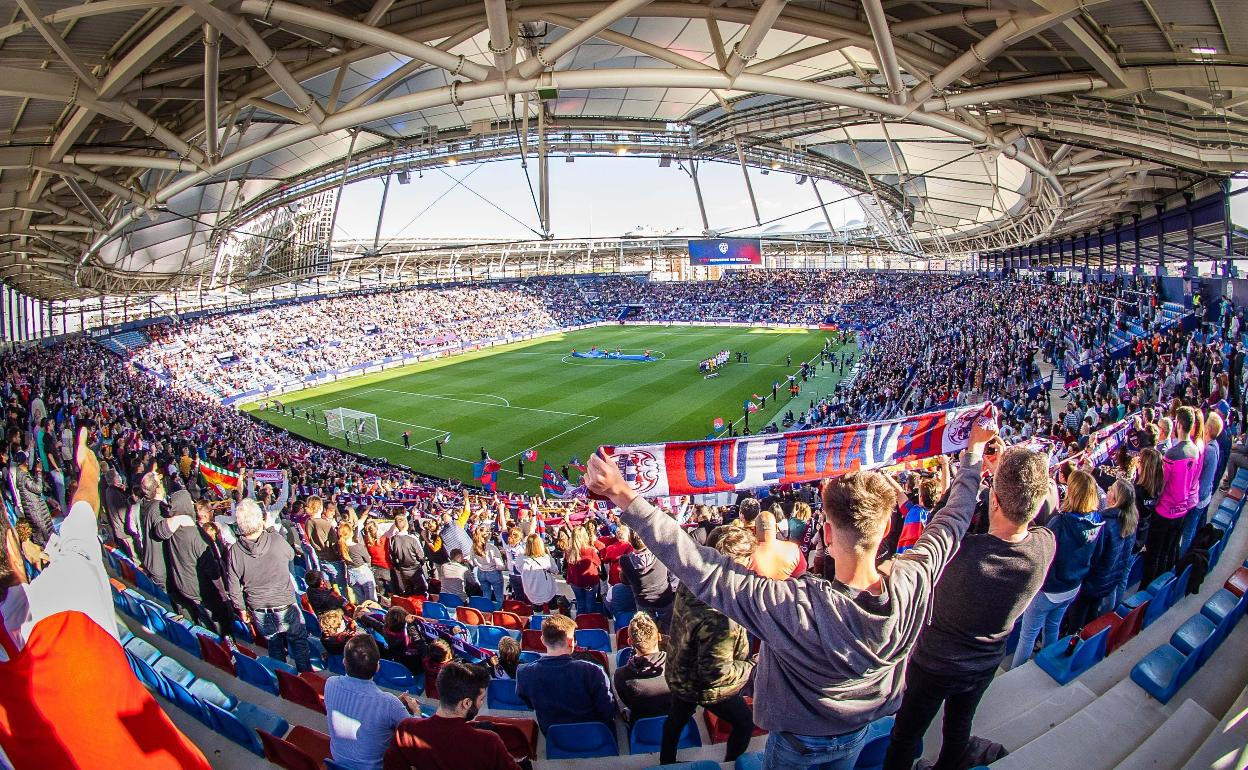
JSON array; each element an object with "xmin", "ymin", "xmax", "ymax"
[
  {"xmin": 661, "ymin": 526, "xmax": 758, "ymax": 765},
  {"xmin": 102, "ymin": 468, "xmax": 136, "ymax": 559},
  {"xmin": 1067, "ymin": 480, "xmax": 1139, "ymax": 631},
  {"xmin": 0, "ymin": 429, "xmax": 211, "ymax": 769},
  {"xmin": 1011, "ymin": 470, "xmax": 1105, "ymax": 669},
  {"xmin": 471, "ymin": 529, "xmax": 507, "ymax": 606},
  {"xmin": 340, "ymin": 522, "xmax": 377, "ymax": 603},
  {"xmin": 516, "ymin": 613, "xmax": 615, "ymax": 733},
  {"xmin": 565, "ymin": 527, "xmax": 603, "ymax": 614},
  {"xmin": 226, "ymin": 498, "xmax": 312, "ymax": 672},
  {"xmin": 137, "ymin": 470, "xmax": 171, "ymax": 594},
  {"xmin": 502, "ymin": 527, "xmax": 527, "ymax": 602},
  {"xmin": 750, "ymin": 510, "xmax": 807, "ymax": 580},
  {"xmin": 325, "ymin": 635, "xmax": 420, "ymax": 770},
  {"xmin": 1146, "ymin": 407, "xmax": 1201, "ymax": 584},
  {"xmin": 152, "ymin": 491, "xmax": 224, "ymax": 636},
  {"xmin": 364, "ymin": 519, "xmax": 392, "ymax": 595},
  {"xmin": 1184, "ymin": 411, "xmax": 1222, "ymax": 555},
  {"xmin": 387, "ymin": 513, "xmax": 426, "ymax": 596},
  {"xmin": 882, "ymin": 447, "xmax": 1055, "ymax": 770},
  {"xmin": 14, "ymin": 450, "xmax": 52, "ymax": 545},
  {"xmin": 307, "ymin": 497, "xmax": 343, "ymax": 590},
  {"xmin": 386, "ymin": 661, "xmax": 520, "ymax": 770},
  {"xmin": 613, "ymin": 613, "xmax": 671, "ymax": 725},
  {"xmin": 585, "ymin": 409, "xmax": 994, "ymax": 770},
  {"xmin": 520, "ymin": 534, "xmax": 559, "ymax": 609},
  {"xmin": 619, "ymin": 530, "xmax": 676, "ymax": 630},
  {"xmin": 440, "ymin": 511, "xmax": 472, "ymax": 565},
  {"xmin": 439, "ymin": 549, "xmax": 471, "ymax": 602}
]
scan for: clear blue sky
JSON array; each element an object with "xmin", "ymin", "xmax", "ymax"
[{"xmin": 333, "ymin": 156, "xmax": 865, "ymax": 243}]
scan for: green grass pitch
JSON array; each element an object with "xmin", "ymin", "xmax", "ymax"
[{"xmin": 243, "ymin": 326, "xmax": 857, "ymax": 494}]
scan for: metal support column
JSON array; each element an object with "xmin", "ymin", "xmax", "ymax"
[
  {"xmin": 1184, "ymin": 192, "xmax": 1196, "ymax": 276},
  {"xmin": 734, "ymin": 138, "xmax": 761, "ymax": 225},
  {"xmin": 1098, "ymin": 229, "xmax": 1105, "ymax": 274},
  {"xmin": 1156, "ymin": 204, "xmax": 1166, "ymax": 274},
  {"xmin": 372, "ymin": 172, "xmax": 392, "ymax": 250},
  {"xmin": 1226, "ymin": 180, "xmax": 1235, "ymax": 277},
  {"xmin": 1133, "ymin": 214, "xmax": 1141, "ymax": 273},
  {"xmin": 811, "ymin": 180, "xmax": 838, "ymax": 240},
  {"xmin": 1115, "ymin": 223, "xmax": 1122, "ymax": 271},
  {"xmin": 686, "ymin": 160, "xmax": 710, "ymax": 234},
  {"xmin": 538, "ymin": 106, "xmax": 550, "ymax": 238},
  {"xmin": 327, "ymin": 130, "xmax": 361, "ymax": 255}
]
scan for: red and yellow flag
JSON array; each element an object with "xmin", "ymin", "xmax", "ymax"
[{"xmin": 197, "ymin": 458, "xmax": 241, "ymax": 496}]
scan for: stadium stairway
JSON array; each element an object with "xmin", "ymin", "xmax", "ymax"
[{"xmin": 920, "ymin": 483, "xmax": 1248, "ymax": 770}]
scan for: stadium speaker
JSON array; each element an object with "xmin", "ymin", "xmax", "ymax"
[
  {"xmin": 659, "ymin": 155, "xmax": 672, "ymax": 167},
  {"xmin": 397, "ymin": 171, "xmax": 411, "ymax": 185},
  {"xmin": 796, "ymin": 175, "xmax": 808, "ymax": 185}
]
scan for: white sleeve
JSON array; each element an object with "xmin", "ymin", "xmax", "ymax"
[{"xmin": 19, "ymin": 501, "xmax": 116, "ymax": 646}]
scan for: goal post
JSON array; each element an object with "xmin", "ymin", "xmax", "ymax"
[{"xmin": 325, "ymin": 407, "xmax": 379, "ymax": 444}]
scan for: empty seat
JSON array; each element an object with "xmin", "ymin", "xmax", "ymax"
[
  {"xmin": 575, "ymin": 613, "xmax": 610, "ymax": 632},
  {"xmin": 163, "ymin": 618, "xmax": 204, "ymax": 656},
  {"xmin": 617, "ymin": 647, "xmax": 635, "ymax": 668},
  {"xmin": 457, "ymin": 606, "xmax": 489, "ymax": 626},
  {"xmin": 375, "ymin": 658, "xmax": 424, "ymax": 694},
  {"xmin": 421, "ymin": 602, "xmax": 451, "ymax": 620},
  {"xmin": 276, "ymin": 669, "xmax": 326, "ymax": 714},
  {"xmin": 575, "ymin": 629, "xmax": 611, "ymax": 653},
  {"xmin": 487, "ymin": 678, "xmax": 529, "ymax": 711},
  {"xmin": 545, "ymin": 721, "xmax": 619, "ymax": 759},
  {"xmin": 521, "ymin": 629, "xmax": 547, "ymax": 653},
  {"xmin": 187, "ymin": 676, "xmax": 237, "ymax": 710},
  {"xmin": 529, "ymin": 614, "xmax": 550, "ymax": 630},
  {"xmin": 630, "ymin": 715, "xmax": 702, "ymax": 755},
  {"xmin": 1130, "ymin": 643, "xmax": 1204, "ymax": 704},
  {"xmin": 258, "ymin": 730, "xmax": 321, "ymax": 770},
  {"xmin": 703, "ymin": 696, "xmax": 765, "ymax": 744},
  {"xmin": 163, "ymin": 677, "xmax": 211, "ymax": 725},
  {"xmin": 391, "ymin": 595, "xmax": 425, "ymax": 615},
  {"xmin": 233, "ymin": 650, "xmax": 280, "ymax": 695},
  {"xmin": 1201, "ymin": 588, "xmax": 1240, "ymax": 626},
  {"xmin": 437, "ymin": 594, "xmax": 464, "ymax": 609},
  {"xmin": 613, "ymin": 611, "xmax": 636, "ymax": 633},
  {"xmin": 1225, "ymin": 567, "xmax": 1248, "ymax": 597},
  {"xmin": 493, "ymin": 611, "xmax": 525, "ymax": 631},
  {"xmin": 474, "ymin": 625, "xmax": 515, "ymax": 651},
  {"xmin": 1170, "ymin": 614, "xmax": 1218, "ymax": 665},
  {"xmin": 469, "ymin": 595, "xmax": 500, "ymax": 614},
  {"xmin": 123, "ymin": 635, "xmax": 163, "ymax": 665},
  {"xmin": 616, "ymin": 627, "xmax": 631, "ymax": 650},
  {"xmin": 473, "ymin": 715, "xmax": 539, "ymax": 760},
  {"xmin": 1035, "ymin": 626, "xmax": 1110, "ymax": 684},
  {"xmin": 502, "ymin": 599, "xmax": 532, "ymax": 616},
  {"xmin": 205, "ymin": 701, "xmax": 280, "ymax": 757}
]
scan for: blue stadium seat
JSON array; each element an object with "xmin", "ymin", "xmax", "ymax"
[
  {"xmin": 258, "ymin": 655, "xmax": 298, "ymax": 676},
  {"xmin": 1200, "ymin": 588, "xmax": 1240, "ymax": 626},
  {"xmin": 529, "ymin": 614, "xmax": 550, "ymax": 630},
  {"xmin": 1130, "ymin": 642, "xmax": 1204, "ymax": 704},
  {"xmin": 735, "ymin": 752, "xmax": 764, "ymax": 770},
  {"xmin": 1142, "ymin": 575, "xmax": 1177, "ymax": 628},
  {"xmin": 123, "ymin": 633, "xmax": 163, "ymax": 664},
  {"xmin": 375, "ymin": 658, "xmax": 425, "ymax": 695},
  {"xmin": 152, "ymin": 655, "xmax": 196, "ymax": 688},
  {"xmin": 137, "ymin": 601, "xmax": 171, "ymax": 636},
  {"xmin": 163, "ymin": 677, "xmax": 212, "ymax": 725},
  {"xmin": 125, "ymin": 650, "xmax": 170, "ymax": 697},
  {"xmin": 1168, "ymin": 564, "xmax": 1193, "ymax": 609},
  {"xmin": 575, "ymin": 629, "xmax": 612, "ymax": 653},
  {"xmin": 187, "ymin": 676, "xmax": 238, "ymax": 710},
  {"xmin": 205, "ymin": 702, "xmax": 268, "ymax": 757},
  {"xmin": 474, "ymin": 625, "xmax": 515, "ymax": 651},
  {"xmin": 233, "ymin": 619, "xmax": 256, "ymax": 643},
  {"xmin": 630, "ymin": 715, "xmax": 701, "ymax": 755},
  {"xmin": 519, "ymin": 651, "xmax": 540, "ymax": 665},
  {"xmin": 613, "ymin": 611, "xmax": 636, "ymax": 632},
  {"xmin": 1034, "ymin": 626, "xmax": 1110, "ymax": 684},
  {"xmin": 546, "ymin": 721, "xmax": 619, "ymax": 759},
  {"xmin": 469, "ymin": 595, "xmax": 500, "ymax": 614},
  {"xmin": 617, "ymin": 648, "xmax": 635, "ymax": 668},
  {"xmin": 233, "ymin": 650, "xmax": 280, "ymax": 695},
  {"xmin": 326, "ymin": 654, "xmax": 346, "ymax": 675},
  {"xmin": 325, "ymin": 760, "xmax": 353, "ymax": 770},
  {"xmin": 856, "ymin": 714, "xmax": 921, "ymax": 770},
  {"xmin": 302, "ymin": 610, "xmax": 320, "ymax": 637},
  {"xmin": 438, "ymin": 594, "xmax": 464, "ymax": 609},
  {"xmin": 163, "ymin": 618, "xmax": 204, "ymax": 657},
  {"xmin": 487, "ymin": 678, "xmax": 529, "ymax": 711},
  {"xmin": 1170, "ymin": 614, "xmax": 1218, "ymax": 665},
  {"xmin": 421, "ymin": 602, "xmax": 451, "ymax": 620}
]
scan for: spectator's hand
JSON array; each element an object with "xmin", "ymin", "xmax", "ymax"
[
  {"xmin": 399, "ymin": 692, "xmax": 421, "ymax": 715},
  {"xmin": 968, "ymin": 405, "xmax": 999, "ymax": 456},
  {"xmin": 167, "ymin": 514, "xmax": 195, "ymax": 531},
  {"xmin": 239, "ymin": 609, "xmax": 251, "ymax": 624},
  {"xmin": 586, "ymin": 450, "xmax": 636, "ymax": 509}
]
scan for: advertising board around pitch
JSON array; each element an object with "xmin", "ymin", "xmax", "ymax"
[{"xmin": 688, "ymin": 238, "xmax": 763, "ymax": 265}]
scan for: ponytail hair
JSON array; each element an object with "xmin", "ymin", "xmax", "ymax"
[{"xmin": 1111, "ymin": 479, "xmax": 1138, "ymax": 540}]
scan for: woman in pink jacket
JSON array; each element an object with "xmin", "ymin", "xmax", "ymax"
[{"xmin": 1144, "ymin": 407, "xmax": 1201, "ymax": 585}]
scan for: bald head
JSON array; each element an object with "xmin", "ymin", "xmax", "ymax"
[{"xmin": 755, "ymin": 510, "xmax": 777, "ymax": 542}]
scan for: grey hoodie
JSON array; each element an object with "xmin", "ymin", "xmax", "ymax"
[
  {"xmin": 620, "ymin": 454, "xmax": 981, "ymax": 737},
  {"xmin": 226, "ymin": 528, "xmax": 296, "ymax": 612}
]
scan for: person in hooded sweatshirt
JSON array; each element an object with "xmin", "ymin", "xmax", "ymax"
[
  {"xmin": 620, "ymin": 529, "xmax": 676, "ymax": 631},
  {"xmin": 1065, "ymin": 479, "xmax": 1139, "ymax": 631},
  {"xmin": 1145, "ymin": 406, "xmax": 1202, "ymax": 585},
  {"xmin": 226, "ymin": 498, "xmax": 311, "ymax": 672},
  {"xmin": 152, "ymin": 490, "xmax": 227, "ymax": 637},
  {"xmin": 613, "ymin": 613, "xmax": 671, "ymax": 725},
  {"xmin": 1011, "ymin": 469, "xmax": 1105, "ymax": 669}
]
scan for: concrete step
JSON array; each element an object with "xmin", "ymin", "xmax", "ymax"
[
  {"xmin": 1182, "ymin": 685, "xmax": 1248, "ymax": 770},
  {"xmin": 1116, "ymin": 699, "xmax": 1217, "ymax": 770},
  {"xmin": 991, "ymin": 679, "xmax": 1166, "ymax": 770}
]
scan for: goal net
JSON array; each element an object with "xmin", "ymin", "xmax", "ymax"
[{"xmin": 325, "ymin": 407, "xmax": 379, "ymax": 444}]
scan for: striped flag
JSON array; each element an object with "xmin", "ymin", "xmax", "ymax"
[
  {"xmin": 197, "ymin": 458, "xmax": 241, "ymax": 497},
  {"xmin": 541, "ymin": 463, "xmax": 568, "ymax": 496},
  {"xmin": 523, "ymin": 449, "xmax": 538, "ymax": 462},
  {"xmin": 896, "ymin": 500, "xmax": 929, "ymax": 554}
]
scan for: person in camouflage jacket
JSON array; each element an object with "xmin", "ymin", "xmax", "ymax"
[{"xmin": 660, "ymin": 526, "xmax": 758, "ymax": 764}]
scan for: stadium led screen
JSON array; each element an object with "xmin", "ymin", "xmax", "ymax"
[{"xmin": 688, "ymin": 238, "xmax": 763, "ymax": 265}]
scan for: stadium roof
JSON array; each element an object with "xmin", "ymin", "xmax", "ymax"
[{"xmin": 0, "ymin": 0, "xmax": 1245, "ymax": 299}]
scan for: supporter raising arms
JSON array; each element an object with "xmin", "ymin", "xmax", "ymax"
[
  {"xmin": 0, "ymin": 429, "xmax": 211, "ymax": 768},
  {"xmin": 585, "ymin": 407, "xmax": 997, "ymax": 770}
]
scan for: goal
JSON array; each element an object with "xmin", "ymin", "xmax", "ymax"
[{"xmin": 325, "ymin": 407, "xmax": 379, "ymax": 444}]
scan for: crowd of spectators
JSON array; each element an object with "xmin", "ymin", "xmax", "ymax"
[{"xmin": 5, "ymin": 269, "xmax": 1248, "ymax": 770}]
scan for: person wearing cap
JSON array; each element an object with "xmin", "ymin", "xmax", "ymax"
[
  {"xmin": 14, "ymin": 450, "xmax": 53, "ymax": 546},
  {"xmin": 750, "ymin": 510, "xmax": 807, "ymax": 580}
]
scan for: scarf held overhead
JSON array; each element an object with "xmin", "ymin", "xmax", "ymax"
[{"xmin": 605, "ymin": 403, "xmax": 991, "ymax": 497}]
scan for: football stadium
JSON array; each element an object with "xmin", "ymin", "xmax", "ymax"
[{"xmin": 3, "ymin": 1, "xmax": 1248, "ymax": 769}]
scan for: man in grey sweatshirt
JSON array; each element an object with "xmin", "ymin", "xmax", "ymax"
[{"xmin": 585, "ymin": 415, "xmax": 995, "ymax": 770}]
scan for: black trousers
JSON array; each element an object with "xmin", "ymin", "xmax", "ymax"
[
  {"xmin": 882, "ymin": 662, "xmax": 994, "ymax": 770},
  {"xmin": 660, "ymin": 693, "xmax": 753, "ymax": 765},
  {"xmin": 1142, "ymin": 513, "xmax": 1185, "ymax": 588}
]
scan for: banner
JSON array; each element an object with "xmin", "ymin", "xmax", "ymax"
[
  {"xmin": 605, "ymin": 403, "xmax": 989, "ymax": 497},
  {"xmin": 253, "ymin": 469, "xmax": 285, "ymax": 484},
  {"xmin": 197, "ymin": 458, "xmax": 241, "ymax": 497}
]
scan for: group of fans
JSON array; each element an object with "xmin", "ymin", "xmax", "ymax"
[{"xmin": 3, "ymin": 270, "xmax": 1248, "ymax": 770}]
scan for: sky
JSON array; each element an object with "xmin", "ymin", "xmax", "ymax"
[{"xmin": 331, "ymin": 156, "xmax": 866, "ymax": 244}]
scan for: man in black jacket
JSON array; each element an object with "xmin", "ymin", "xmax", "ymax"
[
  {"xmin": 153, "ymin": 491, "xmax": 230, "ymax": 638},
  {"xmin": 102, "ymin": 468, "xmax": 136, "ymax": 559},
  {"xmin": 388, "ymin": 512, "xmax": 427, "ymax": 596},
  {"xmin": 226, "ymin": 498, "xmax": 310, "ymax": 672},
  {"xmin": 619, "ymin": 530, "xmax": 676, "ymax": 630},
  {"xmin": 138, "ymin": 470, "xmax": 170, "ymax": 593},
  {"xmin": 14, "ymin": 451, "xmax": 52, "ymax": 545},
  {"xmin": 613, "ymin": 613, "xmax": 671, "ymax": 725}
]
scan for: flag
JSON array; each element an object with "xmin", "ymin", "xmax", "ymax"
[
  {"xmin": 442, "ymin": 432, "xmax": 452, "ymax": 444},
  {"xmin": 569, "ymin": 457, "xmax": 586, "ymax": 473},
  {"xmin": 523, "ymin": 449, "xmax": 538, "ymax": 462},
  {"xmin": 541, "ymin": 463, "xmax": 568, "ymax": 496},
  {"xmin": 896, "ymin": 500, "xmax": 929, "ymax": 554},
  {"xmin": 472, "ymin": 459, "xmax": 501, "ymax": 493},
  {"xmin": 197, "ymin": 458, "xmax": 241, "ymax": 496},
  {"xmin": 752, "ymin": 393, "xmax": 764, "ymax": 400},
  {"xmin": 747, "ymin": 402, "xmax": 759, "ymax": 413},
  {"xmin": 712, "ymin": 417, "xmax": 725, "ymax": 430}
]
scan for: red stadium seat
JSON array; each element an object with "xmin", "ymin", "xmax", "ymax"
[
  {"xmin": 258, "ymin": 730, "xmax": 321, "ymax": 770},
  {"xmin": 456, "ymin": 606, "xmax": 488, "ymax": 626},
  {"xmin": 616, "ymin": 627, "xmax": 630, "ymax": 650},
  {"xmin": 575, "ymin": 613, "xmax": 610, "ymax": 632},
  {"xmin": 1107, "ymin": 603, "xmax": 1147, "ymax": 655},
  {"xmin": 704, "ymin": 696, "xmax": 767, "ymax": 743},
  {"xmin": 503, "ymin": 599, "xmax": 533, "ymax": 617},
  {"xmin": 391, "ymin": 595, "xmax": 424, "ymax": 616},
  {"xmin": 285, "ymin": 726, "xmax": 331, "ymax": 764},
  {"xmin": 276, "ymin": 669, "xmax": 325, "ymax": 714},
  {"xmin": 1225, "ymin": 567, "xmax": 1248, "ymax": 597},
  {"xmin": 474, "ymin": 716, "xmax": 539, "ymax": 759},
  {"xmin": 493, "ymin": 611, "xmax": 525, "ymax": 631},
  {"xmin": 197, "ymin": 635, "xmax": 237, "ymax": 676},
  {"xmin": 521, "ymin": 629, "xmax": 547, "ymax": 653}
]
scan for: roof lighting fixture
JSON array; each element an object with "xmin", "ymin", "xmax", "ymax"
[
  {"xmin": 1191, "ymin": 47, "xmax": 1217, "ymax": 55},
  {"xmin": 616, "ymin": 147, "xmax": 627, "ymax": 155},
  {"xmin": 447, "ymin": 157, "xmax": 458, "ymax": 165}
]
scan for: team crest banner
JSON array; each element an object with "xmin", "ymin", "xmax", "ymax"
[{"xmin": 605, "ymin": 403, "xmax": 990, "ymax": 497}]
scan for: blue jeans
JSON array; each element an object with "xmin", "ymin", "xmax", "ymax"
[
  {"xmin": 1011, "ymin": 591, "xmax": 1076, "ymax": 670},
  {"xmin": 319, "ymin": 560, "xmax": 347, "ymax": 595},
  {"xmin": 762, "ymin": 725, "xmax": 869, "ymax": 770},
  {"xmin": 479, "ymin": 570, "xmax": 504, "ymax": 605},
  {"xmin": 255, "ymin": 604, "xmax": 311, "ymax": 672},
  {"xmin": 572, "ymin": 583, "xmax": 602, "ymax": 615},
  {"xmin": 347, "ymin": 565, "xmax": 376, "ymax": 603},
  {"xmin": 1180, "ymin": 504, "xmax": 1208, "ymax": 557}
]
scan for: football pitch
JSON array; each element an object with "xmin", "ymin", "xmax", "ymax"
[{"xmin": 243, "ymin": 326, "xmax": 856, "ymax": 493}]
